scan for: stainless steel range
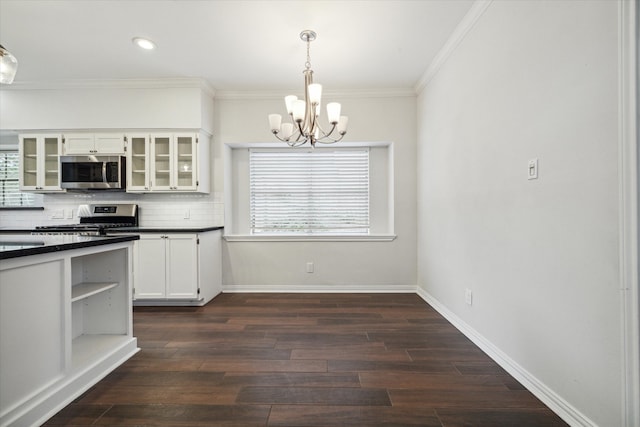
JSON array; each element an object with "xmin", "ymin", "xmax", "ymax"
[{"xmin": 34, "ymin": 204, "xmax": 138, "ymax": 236}]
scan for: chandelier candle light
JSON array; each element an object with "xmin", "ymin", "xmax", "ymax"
[
  {"xmin": 0, "ymin": 44, "xmax": 18, "ymax": 84},
  {"xmin": 268, "ymin": 30, "xmax": 348, "ymax": 148}
]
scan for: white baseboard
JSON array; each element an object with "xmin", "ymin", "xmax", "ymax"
[
  {"xmin": 415, "ymin": 287, "xmax": 596, "ymax": 427},
  {"xmin": 222, "ymin": 283, "xmax": 417, "ymax": 294}
]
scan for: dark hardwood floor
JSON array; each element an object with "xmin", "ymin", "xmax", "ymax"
[{"xmin": 45, "ymin": 293, "xmax": 568, "ymax": 426}]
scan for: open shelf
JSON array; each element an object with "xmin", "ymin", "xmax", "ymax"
[{"xmin": 71, "ymin": 282, "xmax": 118, "ymax": 302}]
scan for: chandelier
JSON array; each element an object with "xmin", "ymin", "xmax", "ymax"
[
  {"xmin": 268, "ymin": 30, "xmax": 348, "ymax": 148},
  {"xmin": 0, "ymin": 44, "xmax": 18, "ymax": 84}
]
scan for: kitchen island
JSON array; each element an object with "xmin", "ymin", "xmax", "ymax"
[{"xmin": 0, "ymin": 234, "xmax": 140, "ymax": 427}]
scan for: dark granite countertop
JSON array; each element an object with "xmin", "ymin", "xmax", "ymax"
[
  {"xmin": 109, "ymin": 226, "xmax": 224, "ymax": 233},
  {"xmin": 0, "ymin": 226, "xmax": 224, "ymax": 234},
  {"xmin": 0, "ymin": 234, "xmax": 140, "ymax": 260}
]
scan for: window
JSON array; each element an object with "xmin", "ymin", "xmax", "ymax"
[
  {"xmin": 249, "ymin": 148, "xmax": 370, "ymax": 235},
  {"xmin": 0, "ymin": 151, "xmax": 41, "ymax": 207}
]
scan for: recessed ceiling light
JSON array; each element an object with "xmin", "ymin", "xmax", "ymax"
[{"xmin": 132, "ymin": 37, "xmax": 156, "ymax": 50}]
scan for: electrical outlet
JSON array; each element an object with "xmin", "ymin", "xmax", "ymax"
[
  {"xmin": 465, "ymin": 289, "xmax": 473, "ymax": 306},
  {"xmin": 306, "ymin": 262, "xmax": 314, "ymax": 273},
  {"xmin": 183, "ymin": 209, "xmax": 190, "ymax": 219}
]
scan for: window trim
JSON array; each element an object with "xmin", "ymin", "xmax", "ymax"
[
  {"xmin": 223, "ymin": 141, "xmax": 396, "ymax": 242},
  {"xmin": 223, "ymin": 234, "xmax": 397, "ymax": 242}
]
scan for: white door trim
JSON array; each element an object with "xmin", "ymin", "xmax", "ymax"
[{"xmin": 619, "ymin": 1, "xmax": 639, "ymax": 425}]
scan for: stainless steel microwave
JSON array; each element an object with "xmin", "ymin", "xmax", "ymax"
[{"xmin": 60, "ymin": 155, "xmax": 126, "ymax": 190}]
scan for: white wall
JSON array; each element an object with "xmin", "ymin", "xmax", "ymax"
[
  {"xmin": 216, "ymin": 94, "xmax": 417, "ymax": 291},
  {"xmin": 0, "ymin": 79, "xmax": 215, "ymax": 134},
  {"xmin": 417, "ymin": 1, "xmax": 623, "ymax": 425}
]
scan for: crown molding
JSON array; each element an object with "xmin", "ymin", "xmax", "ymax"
[
  {"xmin": 0, "ymin": 79, "xmax": 414, "ymax": 100},
  {"xmin": 215, "ymin": 87, "xmax": 417, "ymax": 100},
  {"xmin": 0, "ymin": 78, "xmax": 216, "ymax": 97},
  {"xmin": 415, "ymin": 0, "xmax": 493, "ymax": 93}
]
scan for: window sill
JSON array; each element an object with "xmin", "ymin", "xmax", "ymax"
[{"xmin": 223, "ymin": 234, "xmax": 397, "ymax": 242}]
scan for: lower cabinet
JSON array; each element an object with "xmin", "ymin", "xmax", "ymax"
[{"xmin": 133, "ymin": 230, "xmax": 221, "ymax": 305}]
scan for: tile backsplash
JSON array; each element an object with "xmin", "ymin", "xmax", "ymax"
[{"xmin": 0, "ymin": 192, "xmax": 224, "ymax": 229}]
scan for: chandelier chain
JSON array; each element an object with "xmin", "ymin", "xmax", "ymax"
[{"xmin": 305, "ymin": 39, "xmax": 312, "ymax": 70}]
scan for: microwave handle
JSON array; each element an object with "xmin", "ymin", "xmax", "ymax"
[{"xmin": 102, "ymin": 162, "xmax": 108, "ymax": 183}]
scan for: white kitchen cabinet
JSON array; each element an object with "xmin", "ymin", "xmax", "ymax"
[
  {"xmin": 133, "ymin": 230, "xmax": 221, "ymax": 305},
  {"xmin": 148, "ymin": 132, "xmax": 210, "ymax": 193},
  {"xmin": 19, "ymin": 134, "xmax": 65, "ymax": 192},
  {"xmin": 134, "ymin": 233, "xmax": 198, "ymax": 299},
  {"xmin": 152, "ymin": 133, "xmax": 194, "ymax": 191},
  {"xmin": 126, "ymin": 132, "xmax": 209, "ymax": 194},
  {"xmin": 126, "ymin": 134, "xmax": 151, "ymax": 191},
  {"xmin": 63, "ymin": 133, "xmax": 125, "ymax": 155}
]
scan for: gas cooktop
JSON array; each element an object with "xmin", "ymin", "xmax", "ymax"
[{"xmin": 34, "ymin": 204, "xmax": 138, "ymax": 235}]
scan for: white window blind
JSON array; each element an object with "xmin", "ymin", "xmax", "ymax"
[
  {"xmin": 0, "ymin": 151, "xmax": 39, "ymax": 207},
  {"xmin": 250, "ymin": 148, "xmax": 370, "ymax": 235}
]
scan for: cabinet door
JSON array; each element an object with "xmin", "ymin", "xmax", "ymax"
[
  {"xmin": 150, "ymin": 134, "xmax": 172, "ymax": 191},
  {"xmin": 94, "ymin": 134, "xmax": 125, "ymax": 154},
  {"xmin": 126, "ymin": 134, "xmax": 150, "ymax": 191},
  {"xmin": 19, "ymin": 135, "xmax": 39, "ymax": 190},
  {"xmin": 63, "ymin": 133, "xmax": 95, "ymax": 154},
  {"xmin": 173, "ymin": 134, "xmax": 197, "ymax": 191},
  {"xmin": 133, "ymin": 235, "xmax": 167, "ymax": 299},
  {"xmin": 19, "ymin": 134, "xmax": 64, "ymax": 192},
  {"xmin": 166, "ymin": 234, "xmax": 199, "ymax": 299},
  {"xmin": 41, "ymin": 136, "xmax": 63, "ymax": 190}
]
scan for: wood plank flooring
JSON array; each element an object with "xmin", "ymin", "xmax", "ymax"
[{"xmin": 45, "ymin": 293, "xmax": 568, "ymax": 426}]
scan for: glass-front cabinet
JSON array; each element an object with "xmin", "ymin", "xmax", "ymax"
[
  {"xmin": 150, "ymin": 133, "xmax": 197, "ymax": 191},
  {"xmin": 19, "ymin": 134, "xmax": 65, "ymax": 192},
  {"xmin": 126, "ymin": 134, "xmax": 150, "ymax": 191}
]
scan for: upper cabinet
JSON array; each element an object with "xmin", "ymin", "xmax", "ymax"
[
  {"xmin": 127, "ymin": 132, "xmax": 210, "ymax": 194},
  {"xmin": 126, "ymin": 134, "xmax": 151, "ymax": 192},
  {"xmin": 18, "ymin": 130, "xmax": 210, "ymax": 194},
  {"xmin": 62, "ymin": 133, "xmax": 126, "ymax": 155},
  {"xmin": 151, "ymin": 133, "xmax": 196, "ymax": 192},
  {"xmin": 19, "ymin": 134, "xmax": 65, "ymax": 192}
]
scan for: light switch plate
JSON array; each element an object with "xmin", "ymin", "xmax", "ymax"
[{"xmin": 528, "ymin": 158, "xmax": 538, "ymax": 180}]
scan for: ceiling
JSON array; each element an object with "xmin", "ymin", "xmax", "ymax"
[{"xmin": 0, "ymin": 0, "xmax": 475, "ymax": 92}]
